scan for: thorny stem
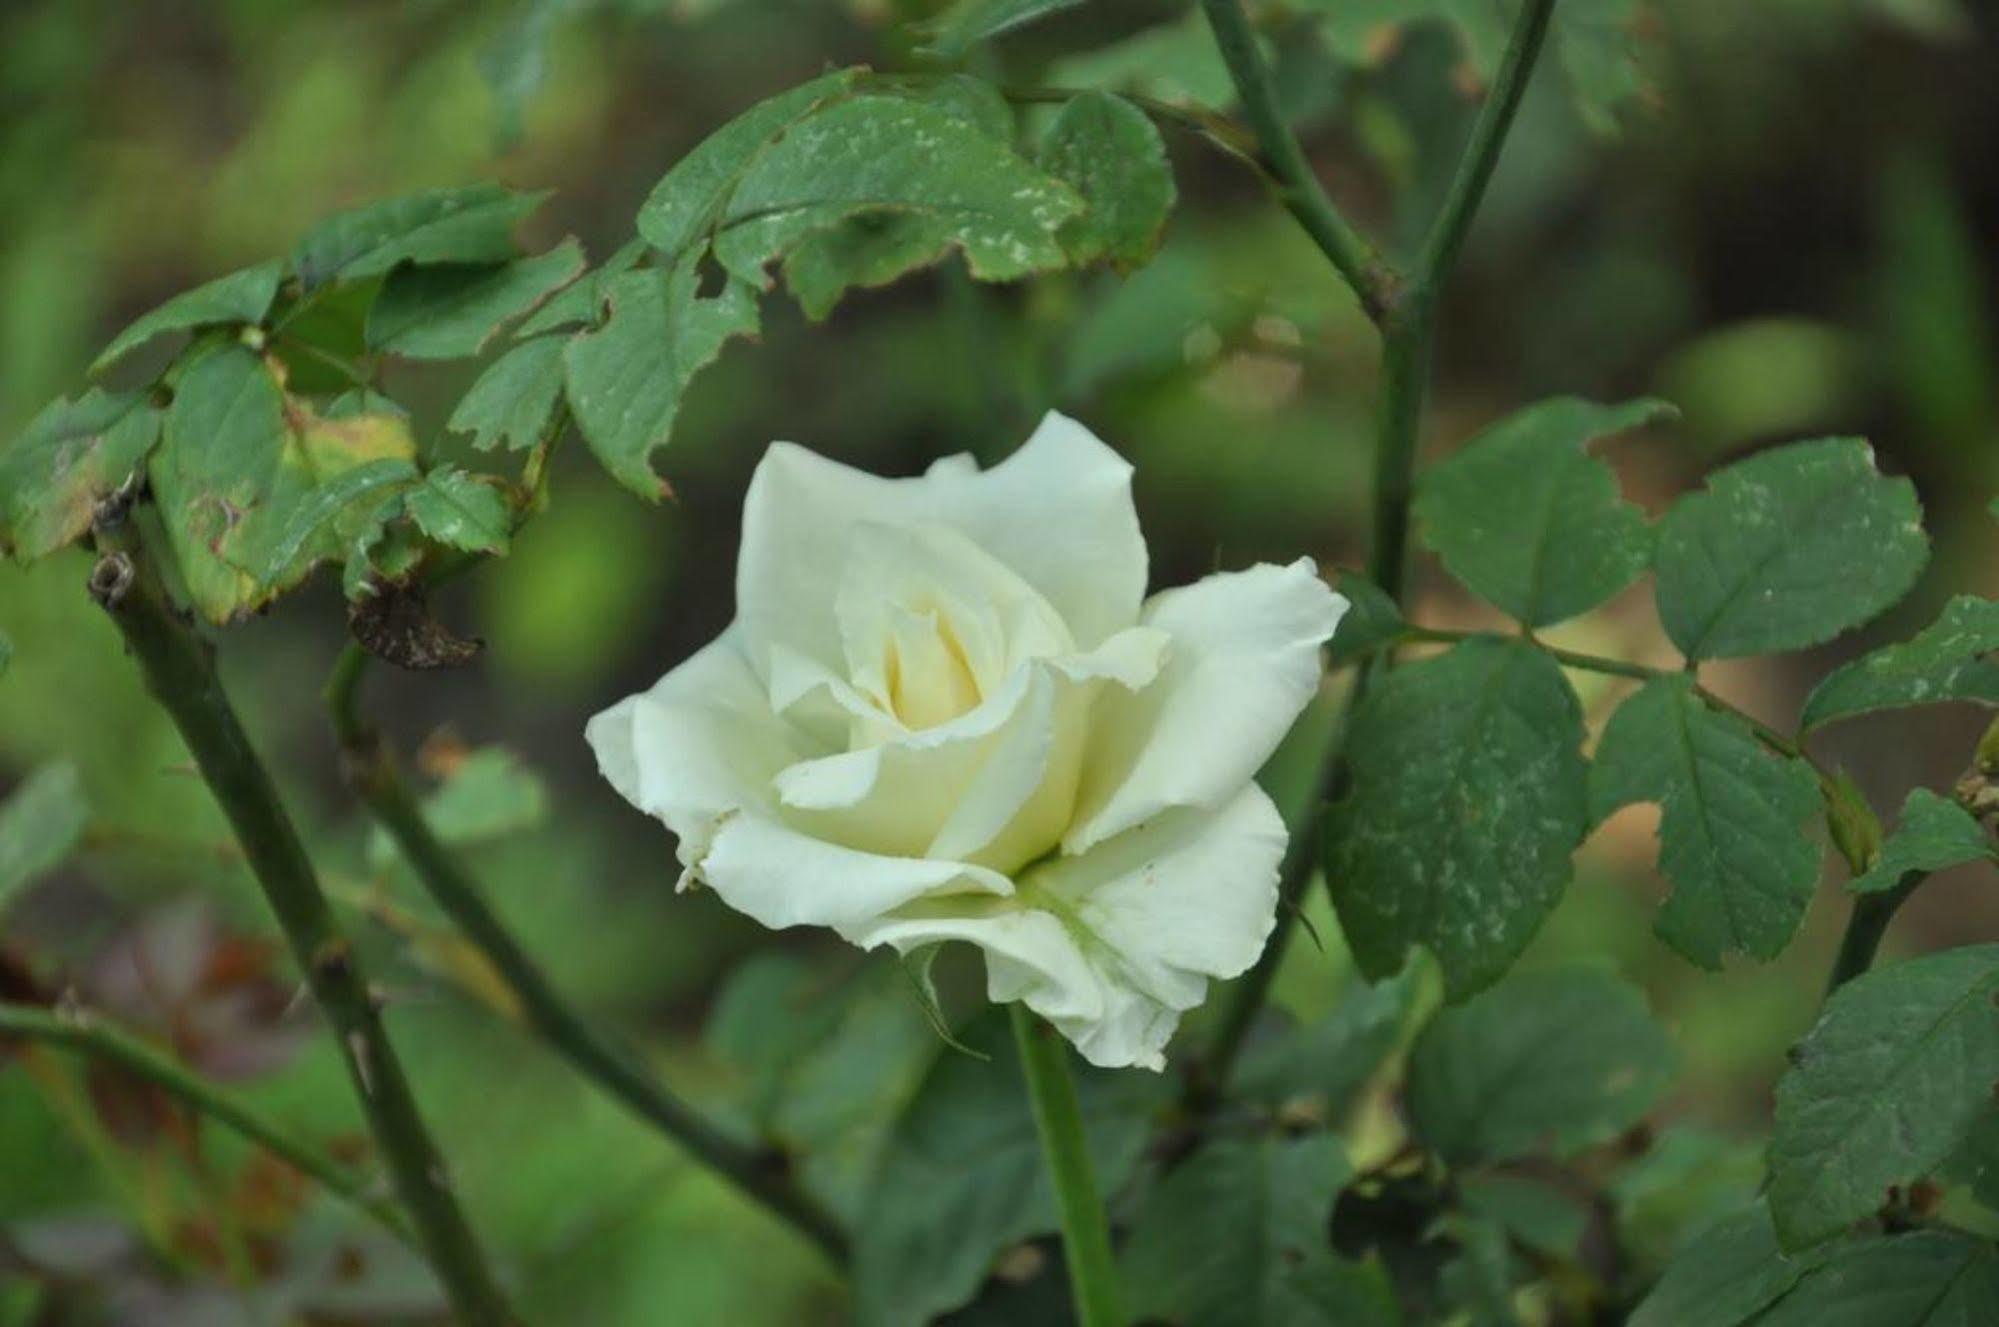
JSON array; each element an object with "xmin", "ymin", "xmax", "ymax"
[
  {"xmin": 326, "ymin": 643, "xmax": 850, "ymax": 1264},
  {"xmin": 1192, "ymin": 0, "xmax": 1560, "ymax": 1105},
  {"xmin": 1011, "ymin": 1005, "xmax": 1124, "ymax": 1327},
  {"xmin": 87, "ymin": 519, "xmax": 513, "ymax": 1327},
  {"xmin": 0, "ymin": 1002, "xmax": 413, "ymax": 1244}
]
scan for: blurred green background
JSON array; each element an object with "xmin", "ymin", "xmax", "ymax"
[{"xmin": 1, "ymin": 0, "xmax": 1996, "ymax": 1321}]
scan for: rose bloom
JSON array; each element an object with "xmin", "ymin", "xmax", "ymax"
[{"xmin": 587, "ymin": 414, "xmax": 1345, "ymax": 1069}]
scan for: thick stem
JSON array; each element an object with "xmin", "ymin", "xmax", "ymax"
[
  {"xmin": 1010, "ymin": 1005, "xmax": 1123, "ymax": 1327},
  {"xmin": 1197, "ymin": 0, "xmax": 1396, "ymax": 319},
  {"xmin": 88, "ymin": 523, "xmax": 513, "ymax": 1327},
  {"xmin": 1824, "ymin": 873, "xmax": 1926, "ymax": 999},
  {"xmin": 0, "ymin": 1002, "xmax": 411, "ymax": 1242},
  {"xmin": 327, "ymin": 645, "xmax": 849, "ymax": 1264}
]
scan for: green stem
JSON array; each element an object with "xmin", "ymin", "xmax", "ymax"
[
  {"xmin": 1010, "ymin": 1005, "xmax": 1123, "ymax": 1327},
  {"xmin": 1824, "ymin": 872, "xmax": 1927, "ymax": 999},
  {"xmin": 0, "ymin": 1002, "xmax": 412, "ymax": 1243},
  {"xmin": 87, "ymin": 522, "xmax": 513, "ymax": 1327},
  {"xmin": 1197, "ymin": 0, "xmax": 1396, "ymax": 320},
  {"xmin": 327, "ymin": 644, "xmax": 849, "ymax": 1264},
  {"xmin": 1412, "ymin": 0, "xmax": 1560, "ymax": 292}
]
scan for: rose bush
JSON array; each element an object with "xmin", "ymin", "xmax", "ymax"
[{"xmin": 587, "ymin": 413, "xmax": 1345, "ymax": 1068}]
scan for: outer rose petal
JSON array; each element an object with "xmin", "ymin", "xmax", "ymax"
[
  {"xmin": 1065, "ymin": 559, "xmax": 1346, "ymax": 854},
  {"xmin": 736, "ymin": 411, "xmax": 1147, "ymax": 678},
  {"xmin": 838, "ymin": 786, "xmax": 1288, "ymax": 1070},
  {"xmin": 698, "ymin": 815, "xmax": 1014, "ymax": 930}
]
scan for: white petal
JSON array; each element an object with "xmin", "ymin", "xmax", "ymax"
[
  {"xmin": 584, "ymin": 628, "xmax": 802, "ymax": 865},
  {"xmin": 839, "ymin": 786, "xmax": 1289, "ymax": 1070},
  {"xmin": 700, "ymin": 814, "xmax": 1013, "ymax": 930},
  {"xmin": 1065, "ymin": 559, "xmax": 1346, "ymax": 854},
  {"xmin": 735, "ymin": 412, "xmax": 1147, "ymax": 679}
]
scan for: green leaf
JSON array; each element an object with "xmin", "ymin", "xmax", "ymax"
[
  {"xmin": 1630, "ymin": 1201, "xmax": 1837, "ymax": 1327},
  {"xmin": 1037, "ymin": 92, "xmax": 1176, "ymax": 267},
  {"xmin": 516, "ymin": 238, "xmax": 645, "ymax": 336},
  {"xmin": 919, "ymin": 0, "xmax": 1086, "ymax": 57},
  {"xmin": 149, "ymin": 348, "xmax": 417, "ymax": 620},
  {"xmin": 1048, "ymin": 11, "xmax": 1241, "ymax": 111},
  {"xmin": 1459, "ymin": 1175, "xmax": 1589, "ymax": 1261},
  {"xmin": 853, "ymin": 1011, "xmax": 1160, "ymax": 1325},
  {"xmin": 1413, "ymin": 397, "xmax": 1669, "ymax": 627},
  {"xmin": 1851, "ymin": 789, "xmax": 1991, "ymax": 894},
  {"xmin": 1652, "ymin": 438, "xmax": 1928, "ymax": 661},
  {"xmin": 1769, "ymin": 945, "xmax": 1999, "ymax": 1248},
  {"xmin": 1120, "ymin": 1134, "xmax": 1398, "ymax": 1327},
  {"xmin": 705, "ymin": 94, "xmax": 1083, "ymax": 293},
  {"xmin": 0, "ymin": 764, "xmax": 89, "ymax": 917},
  {"xmin": 1590, "ymin": 674, "xmax": 1823, "ymax": 968},
  {"xmin": 1405, "ymin": 966, "xmax": 1674, "ymax": 1162},
  {"xmin": 369, "ymin": 747, "xmax": 547, "ymax": 871},
  {"xmin": 1326, "ymin": 573, "xmax": 1405, "ymax": 668},
  {"xmin": 365, "ymin": 239, "xmax": 585, "ymax": 359},
  {"xmin": 90, "ymin": 260, "xmax": 285, "ymax": 376},
  {"xmin": 448, "ymin": 336, "xmax": 568, "ymax": 452},
  {"xmin": 1327, "ymin": 637, "xmax": 1589, "ymax": 997},
  {"xmin": 562, "ymin": 256, "xmax": 760, "ymax": 500},
  {"xmin": 1802, "ymin": 597, "xmax": 1999, "ymax": 732},
  {"xmin": 1757, "ymin": 1231, "xmax": 1999, "ymax": 1326},
  {"xmin": 0, "ymin": 390, "xmax": 160, "ymax": 561},
  {"xmin": 290, "ymin": 184, "xmax": 547, "ymax": 289},
  {"xmin": 637, "ymin": 70, "xmax": 865, "ymax": 264},
  {"xmin": 1235, "ymin": 969, "xmax": 1417, "ymax": 1117},
  {"xmin": 404, "ymin": 467, "xmax": 511, "ymax": 555}
]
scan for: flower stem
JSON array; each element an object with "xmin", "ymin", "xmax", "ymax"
[
  {"xmin": 87, "ymin": 521, "xmax": 512, "ymax": 1327},
  {"xmin": 1010, "ymin": 1005, "xmax": 1123, "ymax": 1327},
  {"xmin": 327, "ymin": 643, "xmax": 849, "ymax": 1264},
  {"xmin": 0, "ymin": 1001, "xmax": 412, "ymax": 1243},
  {"xmin": 1824, "ymin": 874, "xmax": 1926, "ymax": 1000}
]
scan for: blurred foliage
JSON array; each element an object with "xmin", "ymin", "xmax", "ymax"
[{"xmin": 1, "ymin": 0, "xmax": 1997, "ymax": 1322}]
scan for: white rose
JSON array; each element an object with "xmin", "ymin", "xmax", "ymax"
[{"xmin": 586, "ymin": 413, "xmax": 1346, "ymax": 1070}]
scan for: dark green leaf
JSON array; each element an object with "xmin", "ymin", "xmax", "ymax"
[
  {"xmin": 1802, "ymin": 597, "xmax": 1999, "ymax": 732},
  {"xmin": 1048, "ymin": 11, "xmax": 1240, "ymax": 111},
  {"xmin": 1630, "ymin": 1202, "xmax": 1836, "ymax": 1327},
  {"xmin": 90, "ymin": 260, "xmax": 285, "ymax": 376},
  {"xmin": 1235, "ymin": 969, "xmax": 1417, "ymax": 1117},
  {"xmin": 448, "ymin": 336, "xmax": 568, "ymax": 452},
  {"xmin": 254, "ymin": 456, "xmax": 418, "ymax": 580},
  {"xmin": 0, "ymin": 764, "xmax": 88, "ymax": 916},
  {"xmin": 516, "ymin": 238, "xmax": 645, "ymax": 336},
  {"xmin": 1406, "ymin": 966, "xmax": 1673, "ymax": 1162},
  {"xmin": 562, "ymin": 256, "xmax": 760, "ymax": 500},
  {"xmin": 853, "ymin": 1012, "xmax": 1159, "ymax": 1325},
  {"xmin": 637, "ymin": 70, "xmax": 865, "ymax": 264},
  {"xmin": 1326, "ymin": 573, "xmax": 1405, "ymax": 668},
  {"xmin": 1327, "ymin": 637, "xmax": 1589, "ymax": 997},
  {"xmin": 706, "ymin": 94, "xmax": 1082, "ymax": 292},
  {"xmin": 1590, "ymin": 674, "xmax": 1822, "ymax": 968},
  {"xmin": 1757, "ymin": 1231, "xmax": 1999, "ymax": 1326},
  {"xmin": 919, "ymin": 0, "xmax": 1086, "ymax": 57},
  {"xmin": 1037, "ymin": 92, "xmax": 1176, "ymax": 267},
  {"xmin": 1769, "ymin": 945, "xmax": 1999, "ymax": 1248},
  {"xmin": 290, "ymin": 184, "xmax": 547, "ymax": 289},
  {"xmin": 1851, "ymin": 789, "xmax": 1991, "ymax": 894},
  {"xmin": 1652, "ymin": 438, "xmax": 1927, "ymax": 660},
  {"xmin": 365, "ymin": 239, "xmax": 585, "ymax": 359},
  {"xmin": 1459, "ymin": 1175, "xmax": 1589, "ymax": 1261},
  {"xmin": 404, "ymin": 467, "xmax": 511, "ymax": 555},
  {"xmin": 1413, "ymin": 397, "xmax": 1668, "ymax": 627},
  {"xmin": 1121, "ymin": 1133, "xmax": 1398, "ymax": 1327},
  {"xmin": 0, "ymin": 390, "xmax": 160, "ymax": 561}
]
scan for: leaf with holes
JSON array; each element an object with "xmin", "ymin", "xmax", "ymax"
[
  {"xmin": 1591, "ymin": 674, "xmax": 1823, "ymax": 968},
  {"xmin": 1413, "ymin": 397, "xmax": 1668, "ymax": 627},
  {"xmin": 1802, "ymin": 597, "xmax": 1999, "ymax": 732},
  {"xmin": 1327, "ymin": 637, "xmax": 1589, "ymax": 997},
  {"xmin": 1406, "ymin": 966, "xmax": 1674, "ymax": 1162},
  {"xmin": 1769, "ymin": 945, "xmax": 1999, "ymax": 1249},
  {"xmin": 1653, "ymin": 438, "xmax": 1927, "ymax": 661},
  {"xmin": 562, "ymin": 256, "xmax": 761, "ymax": 500}
]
